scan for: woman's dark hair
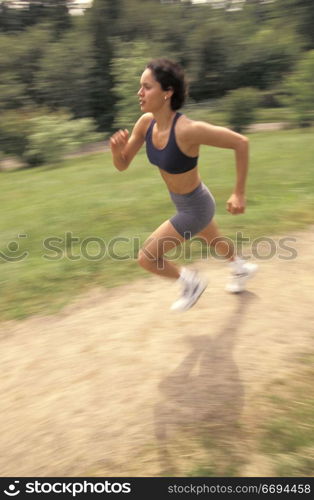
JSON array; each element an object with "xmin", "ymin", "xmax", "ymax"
[{"xmin": 146, "ymin": 58, "xmax": 188, "ymax": 110}]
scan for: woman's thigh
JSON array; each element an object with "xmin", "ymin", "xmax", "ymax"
[
  {"xmin": 141, "ymin": 219, "xmax": 185, "ymax": 260},
  {"xmin": 196, "ymin": 219, "xmax": 222, "ymax": 245}
]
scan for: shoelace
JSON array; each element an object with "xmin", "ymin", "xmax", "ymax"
[
  {"xmin": 183, "ymin": 277, "xmax": 199, "ymax": 297},
  {"xmin": 232, "ymin": 272, "xmax": 249, "ymax": 278}
]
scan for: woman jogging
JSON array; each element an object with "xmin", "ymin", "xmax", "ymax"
[{"xmin": 110, "ymin": 58, "xmax": 257, "ymax": 312}]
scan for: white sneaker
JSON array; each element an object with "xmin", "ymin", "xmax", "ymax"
[
  {"xmin": 226, "ymin": 259, "xmax": 258, "ymax": 293},
  {"xmin": 171, "ymin": 271, "xmax": 208, "ymax": 312}
]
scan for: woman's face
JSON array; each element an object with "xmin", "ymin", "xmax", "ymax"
[{"xmin": 138, "ymin": 68, "xmax": 170, "ymax": 113}]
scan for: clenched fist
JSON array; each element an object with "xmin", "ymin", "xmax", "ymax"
[
  {"xmin": 110, "ymin": 129, "xmax": 129, "ymax": 155},
  {"xmin": 226, "ymin": 193, "xmax": 246, "ymax": 215}
]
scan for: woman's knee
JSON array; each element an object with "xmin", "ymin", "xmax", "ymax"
[{"xmin": 137, "ymin": 248, "xmax": 158, "ymax": 269}]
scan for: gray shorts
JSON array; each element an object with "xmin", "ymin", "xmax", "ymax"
[{"xmin": 169, "ymin": 182, "xmax": 216, "ymax": 239}]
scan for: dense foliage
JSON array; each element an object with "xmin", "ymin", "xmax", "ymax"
[{"xmin": 0, "ymin": 0, "xmax": 313, "ymax": 163}]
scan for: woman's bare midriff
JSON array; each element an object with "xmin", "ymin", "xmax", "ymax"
[{"xmin": 159, "ymin": 166, "xmax": 201, "ymax": 194}]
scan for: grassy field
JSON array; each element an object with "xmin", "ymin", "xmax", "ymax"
[
  {"xmin": 1, "ymin": 127, "xmax": 314, "ymax": 320},
  {"xmin": 259, "ymin": 355, "xmax": 314, "ymax": 477},
  {"xmin": 186, "ymin": 353, "xmax": 314, "ymax": 477}
]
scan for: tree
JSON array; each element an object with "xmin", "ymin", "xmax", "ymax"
[
  {"xmin": 284, "ymin": 50, "xmax": 314, "ymax": 126},
  {"xmin": 187, "ymin": 22, "xmax": 230, "ymax": 100},
  {"xmin": 273, "ymin": 0, "xmax": 314, "ymax": 49},
  {"xmin": 229, "ymin": 28, "xmax": 301, "ymax": 90},
  {"xmin": 0, "ymin": 33, "xmax": 26, "ymax": 109},
  {"xmin": 15, "ymin": 25, "xmax": 53, "ymax": 105},
  {"xmin": 0, "ymin": 26, "xmax": 53, "ymax": 110},
  {"xmin": 0, "ymin": 1, "xmax": 72, "ymax": 35},
  {"xmin": 111, "ymin": 39, "xmax": 165, "ymax": 130},
  {"xmin": 35, "ymin": 27, "xmax": 94, "ymax": 118},
  {"xmin": 86, "ymin": 0, "xmax": 122, "ymax": 130},
  {"xmin": 26, "ymin": 0, "xmax": 72, "ymax": 36},
  {"xmin": 0, "ymin": 1, "xmax": 24, "ymax": 32}
]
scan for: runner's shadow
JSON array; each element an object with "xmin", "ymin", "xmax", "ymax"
[{"xmin": 154, "ymin": 292, "xmax": 256, "ymax": 475}]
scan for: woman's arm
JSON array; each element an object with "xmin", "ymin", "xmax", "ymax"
[
  {"xmin": 189, "ymin": 121, "xmax": 249, "ymax": 214},
  {"xmin": 110, "ymin": 113, "xmax": 152, "ymax": 171}
]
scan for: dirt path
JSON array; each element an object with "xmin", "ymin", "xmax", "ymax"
[{"xmin": 1, "ymin": 227, "xmax": 313, "ymax": 477}]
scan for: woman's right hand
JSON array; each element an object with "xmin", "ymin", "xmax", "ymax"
[{"xmin": 110, "ymin": 129, "xmax": 129, "ymax": 155}]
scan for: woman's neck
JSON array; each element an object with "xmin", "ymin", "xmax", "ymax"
[{"xmin": 153, "ymin": 107, "xmax": 177, "ymax": 131}]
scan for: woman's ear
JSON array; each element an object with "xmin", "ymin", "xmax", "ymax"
[{"xmin": 165, "ymin": 87, "xmax": 174, "ymax": 100}]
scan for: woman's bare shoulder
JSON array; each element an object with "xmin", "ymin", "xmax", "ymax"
[
  {"xmin": 138, "ymin": 112, "xmax": 154, "ymax": 126},
  {"xmin": 176, "ymin": 113, "xmax": 200, "ymax": 139},
  {"xmin": 178, "ymin": 114, "xmax": 215, "ymax": 129},
  {"xmin": 178, "ymin": 114, "xmax": 222, "ymax": 136},
  {"xmin": 133, "ymin": 113, "xmax": 154, "ymax": 137}
]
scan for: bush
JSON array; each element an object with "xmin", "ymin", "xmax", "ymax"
[
  {"xmin": 0, "ymin": 111, "xmax": 29, "ymax": 158},
  {"xmin": 24, "ymin": 112, "xmax": 101, "ymax": 166},
  {"xmin": 259, "ymin": 90, "xmax": 283, "ymax": 108},
  {"xmin": 223, "ymin": 87, "xmax": 260, "ymax": 132},
  {"xmin": 0, "ymin": 110, "xmax": 101, "ymax": 167}
]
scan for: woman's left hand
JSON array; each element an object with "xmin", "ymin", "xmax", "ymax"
[{"xmin": 226, "ymin": 193, "xmax": 246, "ymax": 215}]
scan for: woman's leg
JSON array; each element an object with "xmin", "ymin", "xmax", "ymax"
[
  {"xmin": 138, "ymin": 220, "xmax": 185, "ymax": 279},
  {"xmin": 196, "ymin": 219, "xmax": 235, "ymax": 261},
  {"xmin": 197, "ymin": 219, "xmax": 257, "ymax": 293},
  {"xmin": 138, "ymin": 220, "xmax": 208, "ymax": 311}
]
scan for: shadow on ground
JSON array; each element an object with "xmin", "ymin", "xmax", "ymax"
[{"xmin": 154, "ymin": 292, "xmax": 256, "ymax": 475}]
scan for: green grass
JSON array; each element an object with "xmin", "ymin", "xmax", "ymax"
[
  {"xmin": 1, "ymin": 127, "xmax": 314, "ymax": 320},
  {"xmin": 184, "ymin": 354, "xmax": 314, "ymax": 478},
  {"xmin": 259, "ymin": 354, "xmax": 314, "ymax": 476}
]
